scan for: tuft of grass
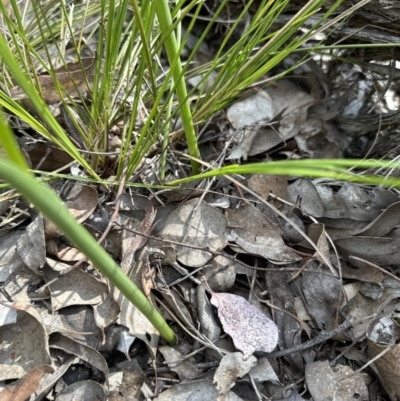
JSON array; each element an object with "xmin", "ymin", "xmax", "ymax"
[
  {"xmin": 0, "ymin": 0, "xmax": 370, "ymax": 182},
  {"xmin": 0, "ymin": 115, "xmax": 177, "ymax": 345}
]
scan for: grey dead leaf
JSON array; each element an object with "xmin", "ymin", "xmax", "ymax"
[
  {"xmin": 0, "ymin": 304, "xmax": 51, "ymax": 381},
  {"xmin": 343, "ymin": 282, "xmax": 362, "ymax": 304},
  {"xmin": 0, "ymin": 230, "xmax": 25, "ymax": 281},
  {"xmin": 295, "ymin": 118, "xmax": 341, "ymax": 159},
  {"xmin": 274, "ymin": 390, "xmax": 306, "ymax": 401},
  {"xmin": 248, "ymin": 174, "xmax": 288, "ymax": 201},
  {"xmin": 344, "ymin": 289, "xmax": 400, "ymax": 339},
  {"xmin": 114, "ymin": 214, "xmax": 159, "ymax": 358},
  {"xmin": 227, "ymin": 81, "xmax": 313, "ymax": 158},
  {"xmin": 246, "ymin": 80, "xmax": 313, "ymax": 156},
  {"xmin": 266, "ymin": 79, "xmax": 314, "ymax": 125},
  {"xmin": 116, "ymin": 328, "xmax": 136, "ymax": 359},
  {"xmin": 39, "ymin": 308, "xmax": 80, "ymax": 338},
  {"xmin": 197, "ymin": 285, "xmax": 222, "ymax": 342},
  {"xmin": 44, "ymin": 183, "xmax": 98, "ymax": 238},
  {"xmin": 153, "ymin": 379, "xmax": 244, "ymax": 401},
  {"xmin": 108, "ymin": 371, "xmax": 123, "ymax": 393},
  {"xmin": 302, "ymin": 268, "xmax": 342, "ymax": 331},
  {"xmin": 203, "ymin": 254, "xmax": 237, "ymax": 292},
  {"xmin": 55, "ymin": 380, "xmax": 106, "ymax": 401},
  {"xmin": 214, "ymin": 352, "xmax": 257, "ymax": 396},
  {"xmin": 294, "ymin": 296, "xmax": 312, "ymax": 322},
  {"xmin": 58, "ymin": 306, "xmax": 102, "ymax": 347},
  {"xmin": 205, "ymin": 194, "xmax": 231, "ymax": 209},
  {"xmin": 44, "ymin": 259, "xmax": 107, "ymax": 311},
  {"xmin": 119, "ymin": 217, "xmax": 142, "ymax": 275},
  {"xmin": 246, "ymin": 127, "xmax": 283, "ymax": 157},
  {"xmin": 0, "ymin": 304, "xmax": 17, "ymax": 326},
  {"xmin": 49, "ymin": 332, "xmax": 109, "ymax": 384},
  {"xmin": 335, "ymin": 236, "xmax": 400, "ymax": 266},
  {"xmin": 33, "ymin": 357, "xmax": 75, "ymax": 401},
  {"xmin": 367, "ymin": 316, "xmax": 400, "ymax": 399},
  {"xmin": 368, "ymin": 315, "xmax": 395, "ymax": 344},
  {"xmin": 305, "ymin": 360, "xmax": 368, "ymax": 401},
  {"xmin": 206, "ymin": 338, "xmax": 236, "ymax": 364},
  {"xmin": 123, "ymin": 200, "xmax": 157, "ymax": 265},
  {"xmin": 225, "ymin": 203, "xmax": 300, "ymax": 264},
  {"xmin": 324, "ymin": 223, "xmax": 367, "ymax": 242},
  {"xmin": 93, "ymin": 293, "xmax": 120, "ymax": 331},
  {"xmin": 354, "ymin": 201, "xmax": 400, "ymax": 237},
  {"xmin": 63, "ymin": 182, "xmax": 98, "ymax": 222},
  {"xmin": 338, "ymin": 182, "xmax": 382, "ymax": 221},
  {"xmin": 141, "ymin": 380, "xmax": 155, "ymax": 400},
  {"xmin": 282, "ymin": 213, "xmax": 305, "ymax": 244},
  {"xmin": 0, "ymin": 364, "xmax": 54, "ymax": 401},
  {"xmin": 227, "ymin": 91, "xmax": 274, "ymax": 130},
  {"xmin": 159, "ymin": 346, "xmax": 203, "ymax": 380},
  {"xmin": 227, "ymin": 128, "xmax": 260, "ymax": 161},
  {"xmin": 115, "ymin": 283, "xmax": 159, "ymax": 359},
  {"xmin": 247, "ymin": 357, "xmax": 279, "ymax": 384},
  {"xmin": 40, "ymin": 305, "xmax": 102, "ymax": 349},
  {"xmin": 315, "ymin": 183, "xmax": 348, "ymax": 219},
  {"xmin": 265, "ymin": 270, "xmax": 305, "ymax": 368},
  {"xmin": 298, "ymin": 223, "xmax": 330, "ymax": 265},
  {"xmin": 288, "ymin": 179, "xmax": 325, "ymax": 217},
  {"xmin": 372, "ymin": 188, "xmax": 399, "ymax": 208},
  {"xmin": 116, "ymin": 192, "xmax": 152, "ymax": 211},
  {"xmin": 0, "ymin": 263, "xmax": 42, "ymax": 305},
  {"xmin": 162, "ymin": 288, "xmax": 195, "ymax": 327},
  {"xmin": 159, "ymin": 198, "xmax": 227, "ymax": 267},
  {"xmin": 56, "ymin": 244, "xmax": 86, "ymax": 262},
  {"xmin": 10, "ymin": 58, "xmax": 96, "ymax": 104},
  {"xmin": 112, "ymin": 359, "xmax": 145, "ymax": 400},
  {"xmin": 16, "ymin": 214, "xmax": 46, "ymax": 275},
  {"xmin": 210, "ymin": 290, "xmax": 278, "ymax": 359}
]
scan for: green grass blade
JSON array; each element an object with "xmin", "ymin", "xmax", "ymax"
[
  {"xmin": 0, "ymin": 114, "xmax": 30, "ymax": 170},
  {"xmin": 155, "ymin": 0, "xmax": 201, "ymax": 174},
  {"xmin": 0, "ymin": 122, "xmax": 177, "ymax": 345},
  {"xmin": 0, "ymin": 34, "xmax": 100, "ymax": 180},
  {"xmin": 166, "ymin": 159, "xmax": 400, "ymax": 189}
]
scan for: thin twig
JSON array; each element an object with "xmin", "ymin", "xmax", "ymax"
[
  {"xmin": 265, "ymin": 318, "xmax": 354, "ymax": 359},
  {"xmin": 330, "ymin": 334, "xmax": 366, "ymax": 367},
  {"xmin": 114, "ymin": 222, "xmax": 308, "ymax": 274},
  {"xmin": 349, "ymin": 255, "xmax": 400, "ymax": 284}
]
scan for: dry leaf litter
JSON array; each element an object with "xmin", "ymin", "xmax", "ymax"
[{"xmin": 2, "ymin": 0, "xmax": 400, "ymax": 400}]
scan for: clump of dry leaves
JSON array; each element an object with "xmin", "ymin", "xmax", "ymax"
[{"xmin": 2, "ymin": 0, "xmax": 400, "ymax": 400}]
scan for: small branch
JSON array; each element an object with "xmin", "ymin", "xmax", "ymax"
[
  {"xmin": 265, "ymin": 318, "xmax": 354, "ymax": 359},
  {"xmin": 349, "ymin": 255, "xmax": 400, "ymax": 284},
  {"xmin": 114, "ymin": 222, "xmax": 308, "ymax": 274}
]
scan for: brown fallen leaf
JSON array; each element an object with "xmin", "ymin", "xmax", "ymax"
[
  {"xmin": 119, "ymin": 199, "xmax": 157, "ymax": 272},
  {"xmin": 10, "ymin": 58, "xmax": 96, "ymax": 103},
  {"xmin": 142, "ymin": 266, "xmax": 156, "ymax": 303},
  {"xmin": 207, "ymin": 284, "xmax": 279, "ymax": 359},
  {"xmin": 0, "ymin": 364, "xmax": 54, "ymax": 401}
]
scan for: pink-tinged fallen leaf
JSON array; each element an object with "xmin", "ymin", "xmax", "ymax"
[{"xmin": 210, "ymin": 291, "xmax": 278, "ymax": 359}]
